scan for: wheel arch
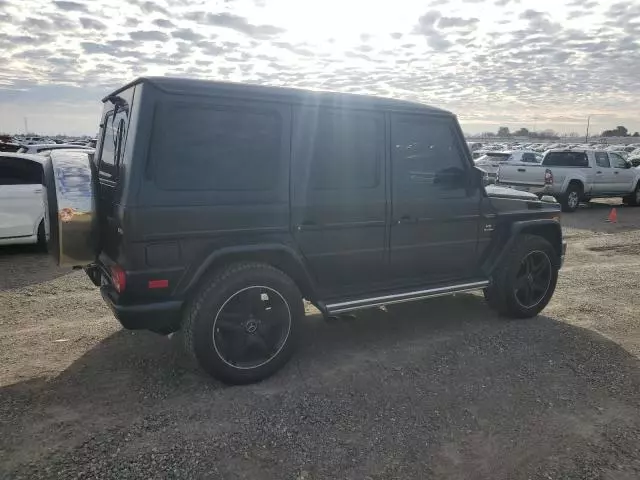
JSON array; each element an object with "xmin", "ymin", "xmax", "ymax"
[
  {"xmin": 484, "ymin": 219, "xmax": 563, "ymax": 273},
  {"xmin": 177, "ymin": 244, "xmax": 318, "ymax": 302}
]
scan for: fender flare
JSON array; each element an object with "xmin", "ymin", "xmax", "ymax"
[
  {"xmin": 177, "ymin": 243, "xmax": 318, "ymax": 300},
  {"xmin": 484, "ymin": 219, "xmax": 563, "ymax": 274}
]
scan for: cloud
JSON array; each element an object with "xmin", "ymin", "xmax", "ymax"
[
  {"xmin": 153, "ymin": 18, "xmax": 174, "ymax": 28},
  {"xmin": 438, "ymin": 17, "xmax": 479, "ymax": 28},
  {"xmin": 53, "ymin": 1, "xmax": 88, "ymax": 12},
  {"xmin": 185, "ymin": 12, "xmax": 285, "ymax": 38},
  {"xmin": 133, "ymin": 0, "xmax": 169, "ymax": 16},
  {"xmin": 129, "ymin": 30, "xmax": 169, "ymax": 41},
  {"xmin": 80, "ymin": 17, "xmax": 107, "ymax": 30},
  {"xmin": 171, "ymin": 28, "xmax": 203, "ymax": 41}
]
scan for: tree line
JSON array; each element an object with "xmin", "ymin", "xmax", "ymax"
[{"xmin": 478, "ymin": 126, "xmax": 639, "ymax": 139}]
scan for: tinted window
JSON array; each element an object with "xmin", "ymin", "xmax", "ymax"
[
  {"xmin": 543, "ymin": 152, "xmax": 588, "ymax": 167},
  {"xmin": 522, "ymin": 153, "xmax": 538, "ymax": 163},
  {"xmin": 610, "ymin": 153, "xmax": 628, "ymax": 168},
  {"xmin": 98, "ymin": 106, "xmax": 128, "ymax": 181},
  {"xmin": 304, "ymin": 110, "xmax": 380, "ymax": 190},
  {"xmin": 0, "ymin": 158, "xmax": 42, "ymax": 185},
  {"xmin": 154, "ymin": 104, "xmax": 281, "ymax": 191},
  {"xmin": 595, "ymin": 152, "xmax": 610, "ymax": 168},
  {"xmin": 392, "ymin": 116, "xmax": 467, "ymax": 195}
]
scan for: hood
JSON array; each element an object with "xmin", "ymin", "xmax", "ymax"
[{"xmin": 485, "ymin": 184, "xmax": 539, "ymax": 201}]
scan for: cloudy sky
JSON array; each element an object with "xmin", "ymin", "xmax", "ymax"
[{"xmin": 0, "ymin": 0, "xmax": 638, "ymax": 136}]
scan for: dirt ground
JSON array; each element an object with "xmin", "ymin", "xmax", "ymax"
[{"xmin": 1, "ymin": 199, "xmax": 640, "ymax": 479}]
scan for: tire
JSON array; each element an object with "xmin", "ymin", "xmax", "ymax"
[
  {"xmin": 623, "ymin": 182, "xmax": 640, "ymax": 206},
  {"xmin": 183, "ymin": 262, "xmax": 304, "ymax": 385},
  {"xmin": 484, "ymin": 234, "xmax": 559, "ymax": 319},
  {"xmin": 36, "ymin": 220, "xmax": 48, "ymax": 252},
  {"xmin": 560, "ymin": 183, "xmax": 581, "ymax": 212}
]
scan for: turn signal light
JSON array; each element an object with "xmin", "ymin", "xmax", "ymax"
[{"xmin": 111, "ymin": 265, "xmax": 126, "ymax": 293}]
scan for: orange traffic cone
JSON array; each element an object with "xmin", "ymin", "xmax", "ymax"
[{"xmin": 607, "ymin": 208, "xmax": 618, "ymax": 223}]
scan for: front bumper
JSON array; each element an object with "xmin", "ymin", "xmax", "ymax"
[{"xmin": 100, "ymin": 285, "xmax": 183, "ymax": 333}]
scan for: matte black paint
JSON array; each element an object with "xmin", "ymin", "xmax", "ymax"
[{"xmin": 91, "ymin": 77, "xmax": 562, "ymax": 331}]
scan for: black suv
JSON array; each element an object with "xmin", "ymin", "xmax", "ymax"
[{"xmin": 45, "ymin": 77, "xmax": 566, "ymax": 384}]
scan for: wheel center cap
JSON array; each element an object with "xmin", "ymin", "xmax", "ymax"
[{"xmin": 245, "ymin": 320, "xmax": 258, "ymax": 334}]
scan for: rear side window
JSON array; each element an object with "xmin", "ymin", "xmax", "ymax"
[
  {"xmin": 98, "ymin": 110, "xmax": 127, "ymax": 181},
  {"xmin": 153, "ymin": 104, "xmax": 282, "ymax": 191},
  {"xmin": 0, "ymin": 158, "xmax": 42, "ymax": 185},
  {"xmin": 595, "ymin": 152, "xmax": 610, "ymax": 168},
  {"xmin": 301, "ymin": 109, "xmax": 380, "ymax": 190},
  {"xmin": 543, "ymin": 152, "xmax": 588, "ymax": 167},
  {"xmin": 522, "ymin": 153, "xmax": 538, "ymax": 163}
]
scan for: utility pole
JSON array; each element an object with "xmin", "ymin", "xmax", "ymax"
[
  {"xmin": 585, "ymin": 115, "xmax": 591, "ymax": 143},
  {"xmin": 24, "ymin": 117, "xmax": 29, "ymax": 134}
]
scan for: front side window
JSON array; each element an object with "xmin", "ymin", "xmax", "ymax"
[
  {"xmin": 392, "ymin": 116, "xmax": 467, "ymax": 197},
  {"xmin": 610, "ymin": 153, "xmax": 628, "ymax": 168}
]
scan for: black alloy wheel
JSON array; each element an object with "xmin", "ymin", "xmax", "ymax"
[
  {"xmin": 513, "ymin": 250, "xmax": 552, "ymax": 309},
  {"xmin": 212, "ymin": 286, "xmax": 291, "ymax": 370}
]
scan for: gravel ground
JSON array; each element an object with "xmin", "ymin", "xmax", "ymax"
[{"xmin": 1, "ymin": 200, "xmax": 640, "ymax": 479}]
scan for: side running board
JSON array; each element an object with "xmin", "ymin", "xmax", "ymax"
[{"xmin": 325, "ymin": 280, "xmax": 490, "ymax": 314}]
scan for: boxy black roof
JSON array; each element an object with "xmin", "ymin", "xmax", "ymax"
[{"xmin": 105, "ymin": 76, "xmax": 453, "ymax": 116}]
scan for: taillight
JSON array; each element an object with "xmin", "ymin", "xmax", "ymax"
[
  {"xmin": 110, "ymin": 265, "xmax": 126, "ymax": 293},
  {"xmin": 544, "ymin": 169, "xmax": 554, "ymax": 185}
]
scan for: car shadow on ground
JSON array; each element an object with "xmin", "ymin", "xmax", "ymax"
[
  {"xmin": 0, "ymin": 245, "xmax": 71, "ymax": 289},
  {"xmin": 2, "ymin": 293, "xmax": 638, "ymax": 416},
  {"xmin": 2, "ymin": 293, "xmax": 640, "ymax": 478}
]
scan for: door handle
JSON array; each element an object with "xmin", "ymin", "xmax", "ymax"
[
  {"xmin": 614, "ymin": 171, "xmax": 619, "ymax": 175},
  {"xmin": 397, "ymin": 215, "xmax": 413, "ymax": 224},
  {"xmin": 596, "ymin": 171, "xmax": 602, "ymax": 174},
  {"xmin": 517, "ymin": 168, "xmax": 526, "ymax": 172},
  {"xmin": 296, "ymin": 220, "xmax": 316, "ymax": 231}
]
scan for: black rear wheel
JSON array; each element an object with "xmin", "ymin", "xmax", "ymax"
[{"xmin": 183, "ymin": 263, "xmax": 304, "ymax": 385}]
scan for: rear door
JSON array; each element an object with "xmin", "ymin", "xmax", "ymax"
[
  {"xmin": 95, "ymin": 87, "xmax": 135, "ymax": 258},
  {"xmin": 593, "ymin": 151, "xmax": 613, "ymax": 193},
  {"xmin": 291, "ymin": 106, "xmax": 386, "ymax": 294},
  {"xmin": 609, "ymin": 152, "xmax": 636, "ymax": 193},
  {"xmin": 0, "ymin": 157, "xmax": 44, "ymax": 239}
]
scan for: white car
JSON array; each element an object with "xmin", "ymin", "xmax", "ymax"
[
  {"xmin": 475, "ymin": 150, "xmax": 542, "ymax": 183},
  {"xmin": 17, "ymin": 144, "xmax": 93, "ymax": 155},
  {"xmin": 0, "ymin": 153, "xmax": 48, "ymax": 247}
]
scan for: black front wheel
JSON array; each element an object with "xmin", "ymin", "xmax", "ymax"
[
  {"xmin": 485, "ymin": 234, "xmax": 559, "ymax": 318},
  {"xmin": 183, "ymin": 263, "xmax": 304, "ymax": 385}
]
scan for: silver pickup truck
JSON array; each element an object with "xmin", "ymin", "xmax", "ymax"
[{"xmin": 497, "ymin": 149, "xmax": 640, "ymax": 212}]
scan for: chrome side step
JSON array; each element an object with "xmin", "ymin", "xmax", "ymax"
[{"xmin": 325, "ymin": 280, "xmax": 490, "ymax": 314}]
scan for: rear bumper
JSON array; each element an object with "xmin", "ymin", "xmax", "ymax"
[
  {"xmin": 497, "ymin": 183, "xmax": 553, "ymax": 196},
  {"xmin": 100, "ymin": 285, "xmax": 183, "ymax": 333}
]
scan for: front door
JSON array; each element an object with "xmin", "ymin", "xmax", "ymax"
[
  {"xmin": 389, "ymin": 114, "xmax": 482, "ymax": 284},
  {"xmin": 609, "ymin": 152, "xmax": 636, "ymax": 193},
  {"xmin": 291, "ymin": 106, "xmax": 387, "ymax": 295}
]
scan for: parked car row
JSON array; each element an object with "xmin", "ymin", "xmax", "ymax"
[{"xmin": 496, "ymin": 149, "xmax": 640, "ymax": 211}]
